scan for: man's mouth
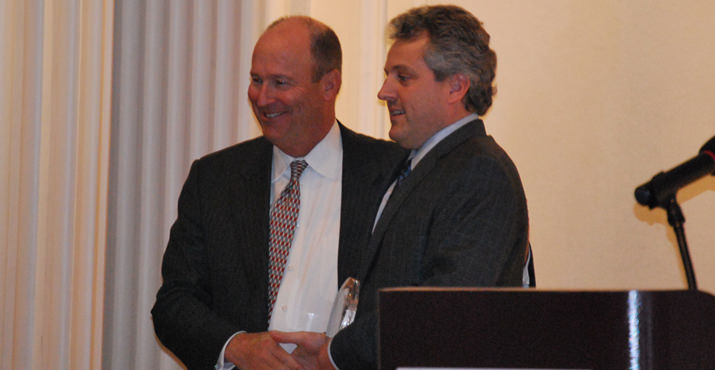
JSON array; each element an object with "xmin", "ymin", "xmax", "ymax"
[
  {"xmin": 389, "ymin": 109, "xmax": 405, "ymax": 116},
  {"xmin": 262, "ymin": 111, "xmax": 284, "ymax": 119}
]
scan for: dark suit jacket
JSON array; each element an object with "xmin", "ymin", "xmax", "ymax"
[
  {"xmin": 330, "ymin": 120, "xmax": 530, "ymax": 369},
  {"xmin": 151, "ymin": 123, "xmax": 406, "ymax": 369}
]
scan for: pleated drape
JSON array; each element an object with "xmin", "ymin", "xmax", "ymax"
[
  {"xmin": 104, "ymin": 1, "xmax": 263, "ymax": 369},
  {"xmin": 0, "ymin": 0, "xmax": 113, "ymax": 369}
]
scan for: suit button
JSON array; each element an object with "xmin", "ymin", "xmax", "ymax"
[{"xmin": 281, "ymin": 305, "xmax": 287, "ymax": 312}]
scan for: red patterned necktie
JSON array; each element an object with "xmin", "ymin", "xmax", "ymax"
[{"xmin": 267, "ymin": 159, "xmax": 308, "ymax": 321}]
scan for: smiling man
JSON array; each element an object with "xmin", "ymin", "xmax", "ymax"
[
  {"xmin": 151, "ymin": 16, "xmax": 404, "ymax": 370},
  {"xmin": 276, "ymin": 5, "xmax": 532, "ymax": 370}
]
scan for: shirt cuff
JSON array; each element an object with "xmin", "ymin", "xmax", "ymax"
[{"xmin": 215, "ymin": 331, "xmax": 245, "ymax": 370}]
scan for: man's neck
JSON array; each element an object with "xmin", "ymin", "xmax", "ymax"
[
  {"xmin": 445, "ymin": 108, "xmax": 472, "ymax": 127},
  {"xmin": 409, "ymin": 112, "xmax": 479, "ymax": 168},
  {"xmin": 278, "ymin": 116, "xmax": 336, "ymax": 157}
]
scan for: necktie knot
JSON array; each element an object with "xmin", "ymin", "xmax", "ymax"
[
  {"xmin": 396, "ymin": 158, "xmax": 412, "ymax": 187},
  {"xmin": 290, "ymin": 160, "xmax": 308, "ymax": 181}
]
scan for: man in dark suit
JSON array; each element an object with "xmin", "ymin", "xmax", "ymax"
[
  {"xmin": 151, "ymin": 16, "xmax": 404, "ymax": 369},
  {"xmin": 276, "ymin": 5, "xmax": 530, "ymax": 369}
]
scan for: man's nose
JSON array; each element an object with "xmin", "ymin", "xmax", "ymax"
[
  {"xmin": 377, "ymin": 78, "xmax": 395, "ymax": 102},
  {"xmin": 252, "ymin": 84, "xmax": 273, "ymax": 106}
]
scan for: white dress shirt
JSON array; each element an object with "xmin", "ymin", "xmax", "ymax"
[{"xmin": 217, "ymin": 122, "xmax": 343, "ymax": 369}]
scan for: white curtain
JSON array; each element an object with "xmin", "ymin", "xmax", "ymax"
[
  {"xmin": 0, "ymin": 0, "xmax": 113, "ymax": 369},
  {"xmin": 103, "ymin": 1, "xmax": 263, "ymax": 369}
]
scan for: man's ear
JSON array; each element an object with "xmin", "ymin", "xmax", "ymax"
[
  {"xmin": 447, "ymin": 73, "xmax": 470, "ymax": 104},
  {"xmin": 321, "ymin": 69, "xmax": 342, "ymax": 100}
]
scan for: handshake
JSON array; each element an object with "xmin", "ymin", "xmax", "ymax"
[{"xmin": 226, "ymin": 278, "xmax": 359, "ymax": 370}]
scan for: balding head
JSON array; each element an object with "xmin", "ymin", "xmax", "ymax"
[{"xmin": 267, "ymin": 16, "xmax": 342, "ymax": 83}]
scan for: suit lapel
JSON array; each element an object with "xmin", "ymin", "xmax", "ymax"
[
  {"xmin": 226, "ymin": 139, "xmax": 273, "ymax": 317},
  {"xmin": 358, "ymin": 120, "xmax": 485, "ymax": 282},
  {"xmin": 337, "ymin": 124, "xmax": 396, "ymax": 286}
]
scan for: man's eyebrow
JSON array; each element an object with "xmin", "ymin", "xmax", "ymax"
[
  {"xmin": 385, "ymin": 64, "xmax": 413, "ymax": 74},
  {"xmin": 250, "ymin": 72, "xmax": 292, "ymax": 80}
]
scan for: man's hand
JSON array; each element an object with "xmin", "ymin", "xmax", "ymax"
[
  {"xmin": 270, "ymin": 331, "xmax": 335, "ymax": 370},
  {"xmin": 225, "ymin": 332, "xmax": 303, "ymax": 370}
]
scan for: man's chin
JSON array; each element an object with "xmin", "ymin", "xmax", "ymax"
[{"xmin": 388, "ymin": 130, "xmax": 408, "ymax": 148}]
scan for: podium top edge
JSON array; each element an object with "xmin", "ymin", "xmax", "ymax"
[{"xmin": 378, "ymin": 287, "xmax": 714, "ymax": 297}]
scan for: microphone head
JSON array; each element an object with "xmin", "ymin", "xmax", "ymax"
[{"xmin": 634, "ymin": 184, "xmax": 655, "ymax": 207}]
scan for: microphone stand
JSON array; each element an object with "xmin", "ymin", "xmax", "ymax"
[{"xmin": 663, "ymin": 195, "xmax": 698, "ymax": 290}]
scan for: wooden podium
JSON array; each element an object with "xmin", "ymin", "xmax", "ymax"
[{"xmin": 378, "ymin": 288, "xmax": 715, "ymax": 369}]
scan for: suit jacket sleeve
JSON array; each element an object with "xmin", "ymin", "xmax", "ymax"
[
  {"xmin": 151, "ymin": 160, "xmax": 241, "ymax": 370},
  {"xmin": 419, "ymin": 153, "xmax": 528, "ymax": 287}
]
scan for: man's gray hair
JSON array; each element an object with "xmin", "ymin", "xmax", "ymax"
[{"xmin": 388, "ymin": 5, "xmax": 496, "ymax": 115}]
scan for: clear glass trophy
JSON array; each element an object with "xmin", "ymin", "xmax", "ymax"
[{"xmin": 326, "ymin": 277, "xmax": 360, "ymax": 337}]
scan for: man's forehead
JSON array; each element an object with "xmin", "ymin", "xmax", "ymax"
[
  {"xmin": 252, "ymin": 34, "xmax": 311, "ymax": 70},
  {"xmin": 260, "ymin": 19, "xmax": 311, "ymax": 45},
  {"xmin": 384, "ymin": 39, "xmax": 428, "ymax": 71}
]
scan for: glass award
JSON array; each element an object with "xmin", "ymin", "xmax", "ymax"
[{"xmin": 326, "ymin": 277, "xmax": 360, "ymax": 337}]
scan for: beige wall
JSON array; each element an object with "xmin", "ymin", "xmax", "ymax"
[{"xmin": 315, "ymin": 0, "xmax": 715, "ymax": 294}]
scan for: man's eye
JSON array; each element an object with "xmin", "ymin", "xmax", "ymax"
[
  {"xmin": 397, "ymin": 74, "xmax": 409, "ymax": 82},
  {"xmin": 251, "ymin": 76, "xmax": 262, "ymax": 84},
  {"xmin": 275, "ymin": 79, "xmax": 288, "ymax": 86}
]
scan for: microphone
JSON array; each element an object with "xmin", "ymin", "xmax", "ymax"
[{"xmin": 635, "ymin": 136, "xmax": 715, "ymax": 209}]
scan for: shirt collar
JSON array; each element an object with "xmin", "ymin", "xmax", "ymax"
[
  {"xmin": 272, "ymin": 120, "xmax": 342, "ymax": 182},
  {"xmin": 409, "ymin": 113, "xmax": 479, "ymax": 169}
]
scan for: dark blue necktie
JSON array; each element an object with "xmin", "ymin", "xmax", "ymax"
[{"xmin": 395, "ymin": 158, "xmax": 412, "ymax": 189}]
